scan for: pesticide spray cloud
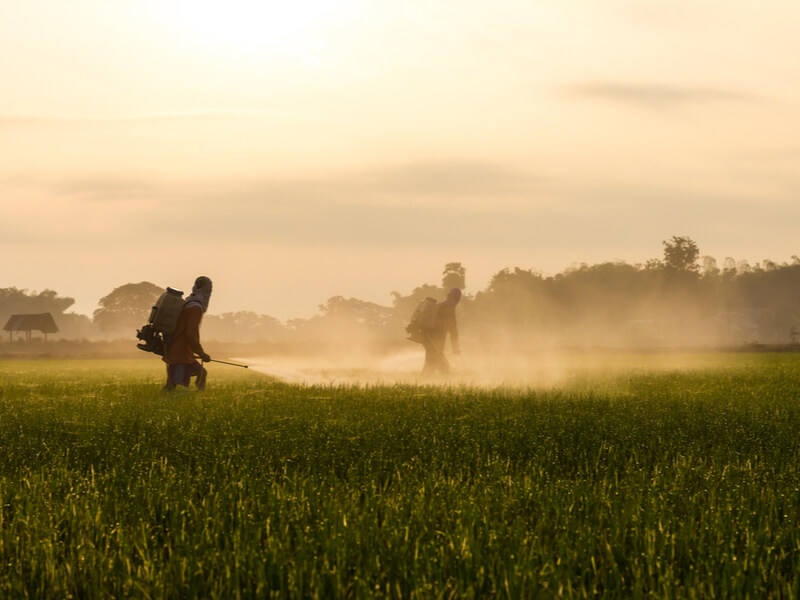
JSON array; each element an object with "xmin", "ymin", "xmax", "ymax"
[{"xmin": 242, "ymin": 346, "xmax": 576, "ymax": 388}]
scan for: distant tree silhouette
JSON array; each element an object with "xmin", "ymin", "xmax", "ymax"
[
  {"xmin": 8, "ymin": 237, "xmax": 800, "ymax": 347},
  {"xmin": 644, "ymin": 258, "xmax": 663, "ymax": 271},
  {"xmin": 663, "ymin": 236, "xmax": 700, "ymax": 272},
  {"xmin": 701, "ymin": 256, "xmax": 720, "ymax": 278},
  {"xmin": 462, "ymin": 238, "xmax": 800, "ymax": 346},
  {"xmin": 0, "ymin": 287, "xmax": 75, "ymax": 316},
  {"xmin": 203, "ymin": 311, "xmax": 287, "ymax": 343},
  {"xmin": 290, "ymin": 295, "xmax": 401, "ymax": 343},
  {"xmin": 468, "ymin": 267, "xmax": 548, "ymax": 347},
  {"xmin": 93, "ymin": 282, "xmax": 163, "ymax": 333},
  {"xmin": 318, "ymin": 296, "xmax": 395, "ymax": 326},
  {"xmin": 442, "ymin": 262, "xmax": 466, "ymax": 290}
]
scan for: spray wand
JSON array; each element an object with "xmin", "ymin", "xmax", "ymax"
[{"xmin": 197, "ymin": 356, "xmax": 249, "ymax": 369}]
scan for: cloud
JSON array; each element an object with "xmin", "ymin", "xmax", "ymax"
[
  {"xmin": 0, "ymin": 108, "xmax": 317, "ymax": 130},
  {"xmin": 223, "ymin": 160, "xmax": 547, "ymax": 209},
  {"xmin": 164, "ymin": 160, "xmax": 549, "ymax": 247},
  {"xmin": 1, "ymin": 172, "xmax": 161, "ymax": 201},
  {"xmin": 18, "ymin": 159, "xmax": 797, "ymax": 263},
  {"xmin": 1, "ymin": 159, "xmax": 549, "ymax": 247},
  {"xmin": 52, "ymin": 177, "xmax": 161, "ymax": 200},
  {"xmin": 3, "ymin": 159, "xmax": 545, "ymax": 207},
  {"xmin": 562, "ymin": 81, "xmax": 757, "ymax": 110},
  {"xmin": 356, "ymin": 161, "xmax": 543, "ymax": 197}
]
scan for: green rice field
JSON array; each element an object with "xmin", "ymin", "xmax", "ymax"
[{"xmin": 1, "ymin": 354, "xmax": 800, "ymax": 598}]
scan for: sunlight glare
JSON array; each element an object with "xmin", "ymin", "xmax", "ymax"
[{"xmin": 156, "ymin": 0, "xmax": 364, "ymax": 62}]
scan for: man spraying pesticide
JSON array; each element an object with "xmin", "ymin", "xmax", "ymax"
[
  {"xmin": 406, "ymin": 287, "xmax": 462, "ymax": 376},
  {"xmin": 136, "ymin": 276, "xmax": 247, "ymax": 392}
]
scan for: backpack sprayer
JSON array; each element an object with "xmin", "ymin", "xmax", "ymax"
[
  {"xmin": 136, "ymin": 287, "xmax": 248, "ymax": 368},
  {"xmin": 406, "ymin": 297, "xmax": 438, "ymax": 343},
  {"xmin": 136, "ymin": 287, "xmax": 184, "ymax": 356}
]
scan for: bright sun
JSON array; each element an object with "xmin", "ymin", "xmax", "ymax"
[{"xmin": 153, "ymin": 0, "xmax": 365, "ymax": 63}]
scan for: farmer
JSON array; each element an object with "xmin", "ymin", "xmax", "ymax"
[
  {"xmin": 163, "ymin": 276, "xmax": 212, "ymax": 391},
  {"xmin": 422, "ymin": 287, "xmax": 461, "ymax": 376}
]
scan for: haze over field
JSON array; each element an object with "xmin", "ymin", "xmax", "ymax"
[{"xmin": 2, "ymin": 1, "xmax": 799, "ymax": 320}]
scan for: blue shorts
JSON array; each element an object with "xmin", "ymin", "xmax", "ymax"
[{"xmin": 166, "ymin": 361, "xmax": 203, "ymax": 387}]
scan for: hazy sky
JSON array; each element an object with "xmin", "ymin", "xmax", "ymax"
[{"xmin": 2, "ymin": 0, "xmax": 799, "ymax": 320}]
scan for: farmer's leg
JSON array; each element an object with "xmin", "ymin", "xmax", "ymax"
[
  {"xmin": 422, "ymin": 339, "xmax": 437, "ymax": 375},
  {"xmin": 163, "ymin": 364, "xmax": 176, "ymax": 391},
  {"xmin": 432, "ymin": 347, "xmax": 450, "ymax": 375},
  {"xmin": 196, "ymin": 366, "xmax": 207, "ymax": 390},
  {"xmin": 183, "ymin": 360, "xmax": 206, "ymax": 390},
  {"xmin": 167, "ymin": 363, "xmax": 190, "ymax": 387},
  {"xmin": 430, "ymin": 334, "xmax": 450, "ymax": 375},
  {"xmin": 422, "ymin": 337, "xmax": 449, "ymax": 376}
]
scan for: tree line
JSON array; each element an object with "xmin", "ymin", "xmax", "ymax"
[{"xmin": 3, "ymin": 237, "xmax": 800, "ymax": 348}]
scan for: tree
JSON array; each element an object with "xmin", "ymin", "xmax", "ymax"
[
  {"xmin": 0, "ymin": 287, "xmax": 75, "ymax": 316},
  {"xmin": 93, "ymin": 282, "xmax": 163, "ymax": 333},
  {"xmin": 701, "ymin": 256, "xmax": 720, "ymax": 278},
  {"xmin": 203, "ymin": 311, "xmax": 288, "ymax": 342},
  {"xmin": 722, "ymin": 257, "xmax": 737, "ymax": 277},
  {"xmin": 319, "ymin": 296, "xmax": 392, "ymax": 323},
  {"xmin": 290, "ymin": 296, "xmax": 401, "ymax": 343},
  {"xmin": 644, "ymin": 258, "xmax": 663, "ymax": 271},
  {"xmin": 391, "ymin": 284, "xmax": 441, "ymax": 322},
  {"xmin": 662, "ymin": 236, "xmax": 699, "ymax": 272},
  {"xmin": 442, "ymin": 262, "xmax": 466, "ymax": 291}
]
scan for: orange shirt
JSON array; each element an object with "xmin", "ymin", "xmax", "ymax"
[{"xmin": 164, "ymin": 304, "xmax": 206, "ymax": 365}]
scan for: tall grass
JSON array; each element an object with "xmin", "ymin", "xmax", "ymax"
[{"xmin": 1, "ymin": 355, "xmax": 800, "ymax": 597}]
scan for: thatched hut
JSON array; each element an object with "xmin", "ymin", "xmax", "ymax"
[{"xmin": 3, "ymin": 313, "xmax": 59, "ymax": 342}]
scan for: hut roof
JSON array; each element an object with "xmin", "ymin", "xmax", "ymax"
[{"xmin": 3, "ymin": 313, "xmax": 59, "ymax": 334}]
